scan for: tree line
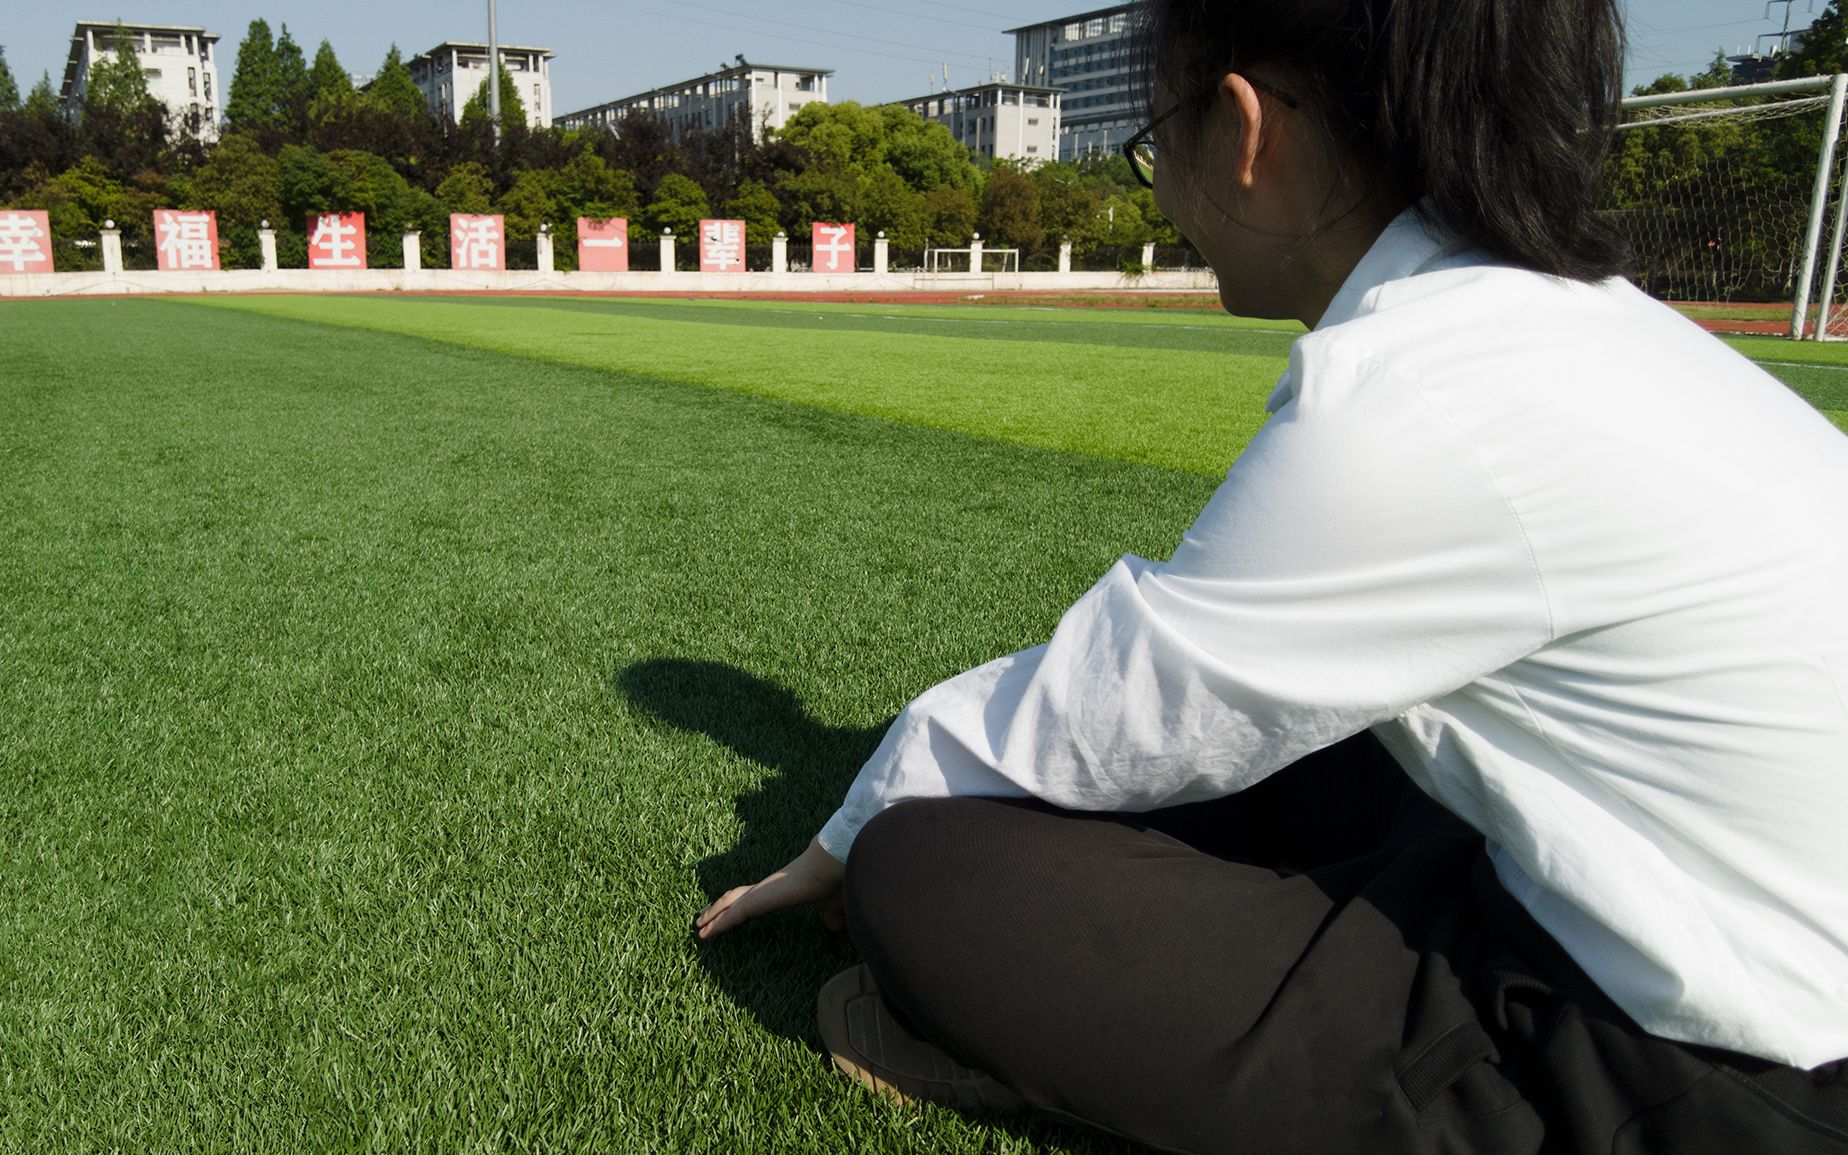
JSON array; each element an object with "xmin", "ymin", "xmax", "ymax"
[
  {"xmin": 11, "ymin": 7, "xmax": 1847, "ymax": 287},
  {"xmin": 0, "ymin": 20, "xmax": 1179, "ymax": 273}
]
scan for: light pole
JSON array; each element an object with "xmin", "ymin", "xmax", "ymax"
[{"xmin": 488, "ymin": 0, "xmax": 501, "ymax": 143}]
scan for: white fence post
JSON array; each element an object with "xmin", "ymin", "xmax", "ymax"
[
  {"xmin": 660, "ymin": 229, "xmax": 676, "ymax": 275},
  {"xmin": 403, "ymin": 230, "xmax": 421, "ymax": 272},
  {"xmin": 536, "ymin": 224, "xmax": 554, "ymax": 274},
  {"xmin": 1058, "ymin": 237, "xmax": 1072, "ymax": 274},
  {"xmin": 1141, "ymin": 241, "xmax": 1157, "ymax": 271},
  {"xmin": 773, "ymin": 230, "xmax": 788, "ymax": 274},
  {"xmin": 259, "ymin": 221, "xmax": 278, "ymax": 271},
  {"xmin": 970, "ymin": 233, "xmax": 984, "ymax": 274},
  {"xmin": 874, "ymin": 230, "xmax": 889, "ymax": 275},
  {"xmin": 100, "ymin": 220, "xmax": 123, "ymax": 274}
]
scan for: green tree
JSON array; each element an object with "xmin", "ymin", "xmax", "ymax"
[
  {"xmin": 978, "ymin": 162, "xmax": 1044, "ymax": 251},
  {"xmin": 0, "ymin": 46, "xmax": 20, "ymax": 111},
  {"xmin": 0, "ymin": 74, "xmax": 77, "ymax": 197},
  {"xmin": 1781, "ymin": 1, "xmax": 1847, "ymax": 77},
  {"xmin": 855, "ymin": 166, "xmax": 927, "ymax": 250},
  {"xmin": 497, "ymin": 169, "xmax": 559, "ymax": 268},
  {"xmin": 461, "ymin": 61, "xmax": 528, "ymax": 129},
  {"xmin": 774, "ymin": 166, "xmax": 858, "ymax": 232},
  {"xmin": 173, "ymin": 133, "xmax": 283, "ymax": 258},
  {"xmin": 1034, "ymin": 163, "xmax": 1102, "ymax": 247},
  {"xmin": 878, "ymin": 105, "xmax": 978, "ymax": 192},
  {"xmin": 225, "ymin": 19, "xmax": 282, "ymax": 133},
  {"xmin": 332, "ymin": 149, "xmax": 440, "ymax": 268},
  {"xmin": 79, "ymin": 25, "xmax": 167, "ymax": 175},
  {"xmin": 723, "ymin": 177, "xmax": 782, "ymax": 241},
  {"xmin": 19, "ymin": 156, "xmax": 164, "ymax": 268},
  {"xmin": 1691, "ymin": 50, "xmax": 1732, "ymax": 90},
  {"xmin": 643, "ymin": 172, "xmax": 710, "ymax": 238},
  {"xmin": 274, "ymin": 24, "xmax": 312, "ymax": 138},
  {"xmin": 922, "ymin": 183, "xmax": 978, "ymax": 246},
  {"xmin": 84, "ymin": 25, "xmax": 159, "ymax": 117},
  {"xmin": 308, "ymin": 40, "xmax": 350, "ymax": 103},
  {"xmin": 367, "ymin": 46, "xmax": 426, "ymax": 118},
  {"xmin": 557, "ymin": 148, "xmax": 639, "ymax": 219},
  {"xmin": 435, "ymin": 161, "xmax": 495, "ymax": 214},
  {"xmin": 776, "ymin": 101, "xmax": 888, "ymax": 169}
]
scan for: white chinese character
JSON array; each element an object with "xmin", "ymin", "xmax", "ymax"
[
  {"xmin": 310, "ymin": 214, "xmax": 362, "ymax": 267},
  {"xmin": 0, "ymin": 213, "xmax": 48, "ymax": 272},
  {"xmin": 454, "ymin": 217, "xmax": 503, "ymax": 269},
  {"xmin": 703, "ymin": 220, "xmax": 743, "ymax": 271},
  {"xmin": 815, "ymin": 225, "xmax": 853, "ymax": 272},
  {"xmin": 157, "ymin": 211, "xmax": 216, "ymax": 270}
]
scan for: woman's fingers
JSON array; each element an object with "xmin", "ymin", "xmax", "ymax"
[
  {"xmin": 695, "ymin": 884, "xmax": 759, "ymax": 939},
  {"xmin": 694, "ymin": 840, "xmax": 849, "ymax": 940}
]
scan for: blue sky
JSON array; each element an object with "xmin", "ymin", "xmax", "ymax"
[{"xmin": 3, "ymin": 0, "xmax": 1819, "ymax": 116}]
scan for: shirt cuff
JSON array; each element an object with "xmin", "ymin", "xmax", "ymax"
[{"xmin": 815, "ymin": 806, "xmax": 856, "ymax": 864}]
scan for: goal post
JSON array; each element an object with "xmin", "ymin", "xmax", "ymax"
[{"xmin": 1606, "ymin": 74, "xmax": 1848, "ymax": 340}]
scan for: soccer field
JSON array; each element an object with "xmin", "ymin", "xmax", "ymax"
[{"xmin": 0, "ymin": 296, "xmax": 1842, "ymax": 1152}]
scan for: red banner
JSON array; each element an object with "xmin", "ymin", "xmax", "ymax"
[
  {"xmin": 578, "ymin": 217, "xmax": 630, "ymax": 272},
  {"xmin": 307, "ymin": 212, "xmax": 367, "ymax": 270},
  {"xmin": 0, "ymin": 210, "xmax": 54, "ymax": 273},
  {"xmin": 811, "ymin": 222, "xmax": 856, "ymax": 273},
  {"xmin": 698, "ymin": 219, "xmax": 746, "ymax": 273},
  {"xmin": 450, "ymin": 214, "xmax": 506, "ymax": 271},
  {"xmin": 154, "ymin": 209, "xmax": 220, "ymax": 271}
]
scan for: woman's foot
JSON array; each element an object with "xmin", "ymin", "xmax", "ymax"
[{"xmin": 816, "ymin": 965, "xmax": 1028, "ymax": 1114}]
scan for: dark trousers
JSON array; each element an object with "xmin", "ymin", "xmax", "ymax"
[{"xmin": 843, "ymin": 733, "xmax": 1848, "ymax": 1154}]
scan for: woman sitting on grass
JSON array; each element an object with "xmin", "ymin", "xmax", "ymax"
[{"xmin": 697, "ymin": 0, "xmax": 1848, "ymax": 1150}]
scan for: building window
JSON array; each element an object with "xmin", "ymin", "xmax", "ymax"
[
  {"xmin": 1086, "ymin": 17, "xmax": 1105, "ymax": 36},
  {"xmin": 1027, "ymin": 117, "xmax": 1039, "ymax": 125},
  {"xmin": 1027, "ymin": 144, "xmax": 1039, "ymax": 153},
  {"xmin": 1109, "ymin": 12, "xmax": 1128, "ymax": 32},
  {"xmin": 1064, "ymin": 22, "xmax": 1083, "ymax": 39},
  {"xmin": 188, "ymin": 67, "xmax": 198, "ymax": 95}
]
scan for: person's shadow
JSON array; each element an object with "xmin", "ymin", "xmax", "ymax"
[
  {"xmin": 618, "ymin": 657, "xmax": 1145, "ymax": 1154},
  {"xmin": 617, "ymin": 657, "xmax": 882, "ymax": 1039}
]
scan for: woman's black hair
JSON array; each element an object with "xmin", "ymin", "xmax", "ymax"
[{"xmin": 1137, "ymin": 0, "xmax": 1631, "ymax": 282}]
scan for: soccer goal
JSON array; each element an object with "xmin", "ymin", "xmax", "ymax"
[{"xmin": 1603, "ymin": 74, "xmax": 1848, "ymax": 339}]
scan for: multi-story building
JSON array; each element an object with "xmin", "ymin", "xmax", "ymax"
[
  {"xmin": 557, "ymin": 62, "xmax": 831, "ymax": 141},
  {"xmin": 892, "ymin": 82, "xmax": 1062, "ymax": 163},
  {"xmin": 61, "ymin": 21, "xmax": 223, "ymax": 140},
  {"xmin": 407, "ymin": 42, "xmax": 555, "ymax": 129},
  {"xmin": 1009, "ymin": 4, "xmax": 1140, "ymax": 162}
]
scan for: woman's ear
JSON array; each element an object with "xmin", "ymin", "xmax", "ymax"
[{"xmin": 1217, "ymin": 73, "xmax": 1266, "ymax": 190}]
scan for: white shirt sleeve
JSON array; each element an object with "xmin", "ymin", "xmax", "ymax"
[{"xmin": 816, "ymin": 339, "xmax": 1557, "ymax": 862}]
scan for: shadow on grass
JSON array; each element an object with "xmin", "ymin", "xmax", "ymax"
[
  {"xmin": 617, "ymin": 657, "xmax": 878, "ymax": 1040},
  {"xmin": 617, "ymin": 657, "xmax": 1143, "ymax": 1155}
]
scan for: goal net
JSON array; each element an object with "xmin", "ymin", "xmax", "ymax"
[{"xmin": 1602, "ymin": 78, "xmax": 1843, "ymax": 338}]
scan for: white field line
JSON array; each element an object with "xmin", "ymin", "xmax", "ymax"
[{"xmin": 1754, "ymin": 358, "xmax": 1848, "ymax": 372}]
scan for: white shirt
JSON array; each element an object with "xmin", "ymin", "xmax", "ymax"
[{"xmin": 817, "ymin": 208, "xmax": 1848, "ymax": 1070}]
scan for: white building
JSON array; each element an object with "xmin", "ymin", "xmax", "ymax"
[
  {"xmin": 61, "ymin": 20, "xmax": 223, "ymax": 140},
  {"xmin": 557, "ymin": 61, "xmax": 831, "ymax": 142},
  {"xmin": 406, "ymin": 42, "xmax": 555, "ymax": 129},
  {"xmin": 893, "ymin": 82, "xmax": 1061, "ymax": 163},
  {"xmin": 1010, "ymin": 4, "xmax": 1140, "ymax": 161}
]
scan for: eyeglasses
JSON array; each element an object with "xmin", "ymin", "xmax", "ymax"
[{"xmin": 1122, "ymin": 76, "xmax": 1302, "ymax": 190}]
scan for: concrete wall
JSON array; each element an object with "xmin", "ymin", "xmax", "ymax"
[{"xmin": 1, "ymin": 268, "xmax": 1216, "ymax": 299}]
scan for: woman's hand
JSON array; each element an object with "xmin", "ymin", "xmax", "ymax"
[{"xmin": 694, "ymin": 837, "xmax": 846, "ymax": 941}]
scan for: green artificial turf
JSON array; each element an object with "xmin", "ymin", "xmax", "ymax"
[{"xmin": 0, "ymin": 295, "xmax": 1842, "ymax": 1152}]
